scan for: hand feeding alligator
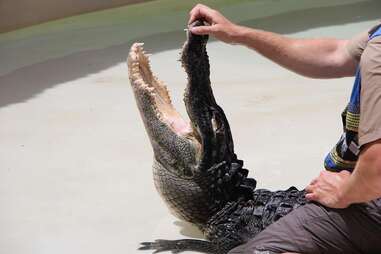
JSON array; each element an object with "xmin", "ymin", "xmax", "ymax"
[{"xmin": 128, "ymin": 20, "xmax": 307, "ymax": 254}]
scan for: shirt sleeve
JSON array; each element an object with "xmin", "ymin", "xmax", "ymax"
[
  {"xmin": 346, "ymin": 31, "xmax": 368, "ymax": 62},
  {"xmin": 358, "ymin": 35, "xmax": 381, "ymax": 147},
  {"xmin": 346, "ymin": 23, "xmax": 381, "ymax": 62}
]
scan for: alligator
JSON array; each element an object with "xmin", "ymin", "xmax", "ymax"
[{"xmin": 127, "ymin": 20, "xmax": 307, "ymax": 254}]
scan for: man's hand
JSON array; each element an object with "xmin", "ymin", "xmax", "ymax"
[
  {"xmin": 305, "ymin": 170, "xmax": 351, "ymax": 208},
  {"xmin": 188, "ymin": 4, "xmax": 241, "ymax": 44}
]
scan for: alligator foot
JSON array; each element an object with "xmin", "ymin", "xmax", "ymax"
[{"xmin": 139, "ymin": 239, "xmax": 222, "ymax": 254}]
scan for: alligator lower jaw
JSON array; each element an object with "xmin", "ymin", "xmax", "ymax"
[{"xmin": 128, "ymin": 43, "xmax": 193, "ymax": 137}]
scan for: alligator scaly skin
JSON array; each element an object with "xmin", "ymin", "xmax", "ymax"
[{"xmin": 135, "ymin": 20, "xmax": 307, "ymax": 254}]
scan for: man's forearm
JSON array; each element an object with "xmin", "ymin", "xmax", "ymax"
[
  {"xmin": 233, "ymin": 26, "xmax": 356, "ymax": 78},
  {"xmin": 188, "ymin": 4, "xmax": 356, "ymax": 78},
  {"xmin": 189, "ymin": 4, "xmax": 357, "ymax": 78},
  {"xmin": 340, "ymin": 144, "xmax": 381, "ymax": 204}
]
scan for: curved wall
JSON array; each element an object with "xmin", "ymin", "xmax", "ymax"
[{"xmin": 0, "ymin": 0, "xmax": 153, "ymax": 33}]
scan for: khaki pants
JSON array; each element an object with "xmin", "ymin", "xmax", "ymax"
[{"xmin": 229, "ymin": 200, "xmax": 381, "ymax": 254}]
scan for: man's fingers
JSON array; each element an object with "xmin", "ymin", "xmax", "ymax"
[
  {"xmin": 305, "ymin": 177, "xmax": 318, "ymax": 193},
  {"xmin": 310, "ymin": 178, "xmax": 318, "ymax": 185},
  {"xmin": 305, "ymin": 184, "xmax": 313, "ymax": 193},
  {"xmin": 188, "ymin": 4, "xmax": 208, "ymax": 24},
  {"xmin": 190, "ymin": 26, "xmax": 214, "ymax": 35},
  {"xmin": 188, "ymin": 4, "xmax": 215, "ymax": 25},
  {"xmin": 305, "ymin": 193, "xmax": 318, "ymax": 201}
]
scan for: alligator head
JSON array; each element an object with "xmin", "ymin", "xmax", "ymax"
[{"xmin": 128, "ymin": 20, "xmax": 255, "ymax": 226}]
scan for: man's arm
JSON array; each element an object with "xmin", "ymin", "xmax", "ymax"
[
  {"xmin": 305, "ymin": 140, "xmax": 381, "ymax": 208},
  {"xmin": 189, "ymin": 4, "xmax": 357, "ymax": 78}
]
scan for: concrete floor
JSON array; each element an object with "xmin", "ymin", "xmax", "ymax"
[{"xmin": 0, "ymin": 0, "xmax": 380, "ymax": 253}]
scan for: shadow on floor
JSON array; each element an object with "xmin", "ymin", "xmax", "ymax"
[
  {"xmin": 173, "ymin": 220, "xmax": 204, "ymax": 238},
  {"xmin": 0, "ymin": 0, "xmax": 379, "ymax": 108}
]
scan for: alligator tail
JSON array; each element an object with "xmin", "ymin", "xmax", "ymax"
[{"xmin": 139, "ymin": 239, "xmax": 226, "ymax": 254}]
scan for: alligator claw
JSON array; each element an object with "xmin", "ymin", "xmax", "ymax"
[{"xmin": 139, "ymin": 239, "xmax": 182, "ymax": 253}]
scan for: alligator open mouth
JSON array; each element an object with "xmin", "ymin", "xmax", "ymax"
[{"xmin": 128, "ymin": 20, "xmax": 235, "ymax": 177}]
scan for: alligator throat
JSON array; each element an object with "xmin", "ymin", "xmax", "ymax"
[{"xmin": 128, "ymin": 20, "xmax": 307, "ymax": 254}]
